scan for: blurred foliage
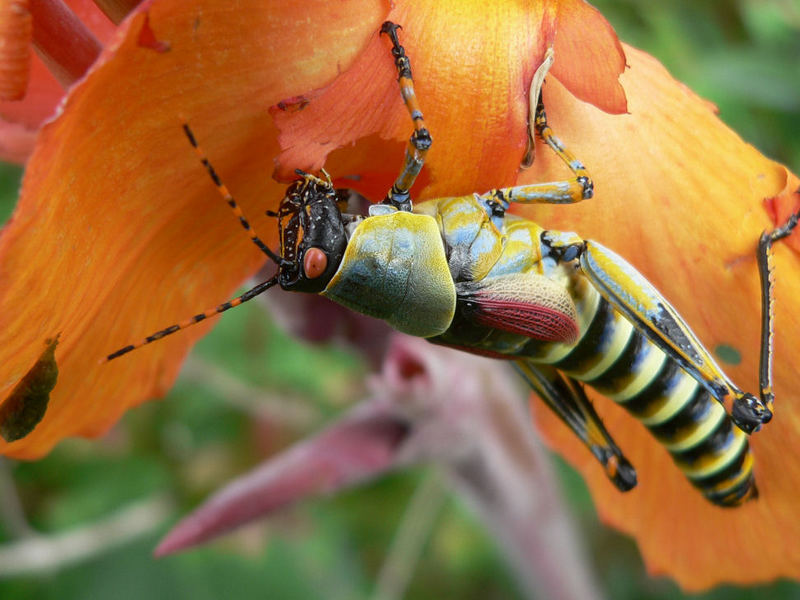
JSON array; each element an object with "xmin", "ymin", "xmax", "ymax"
[
  {"xmin": 592, "ymin": 0, "xmax": 800, "ymax": 167},
  {"xmin": 1, "ymin": 1, "xmax": 800, "ymax": 598}
]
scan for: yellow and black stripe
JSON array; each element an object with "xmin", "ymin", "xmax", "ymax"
[{"xmin": 532, "ymin": 289, "xmax": 755, "ymax": 506}]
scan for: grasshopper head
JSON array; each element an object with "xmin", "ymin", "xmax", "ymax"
[{"xmin": 275, "ymin": 171, "xmax": 348, "ymax": 294}]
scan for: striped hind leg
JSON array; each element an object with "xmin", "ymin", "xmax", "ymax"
[
  {"xmin": 516, "ymin": 361, "xmax": 637, "ymax": 492},
  {"xmin": 747, "ymin": 205, "xmax": 800, "ymax": 426}
]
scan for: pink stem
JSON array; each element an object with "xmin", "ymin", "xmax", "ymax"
[{"xmin": 29, "ymin": 0, "xmax": 102, "ymax": 87}]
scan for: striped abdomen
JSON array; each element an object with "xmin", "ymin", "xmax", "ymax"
[{"xmin": 531, "ymin": 284, "xmax": 755, "ymax": 506}]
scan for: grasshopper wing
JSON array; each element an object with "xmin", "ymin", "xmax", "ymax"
[{"xmin": 456, "ymin": 273, "xmax": 579, "ymax": 344}]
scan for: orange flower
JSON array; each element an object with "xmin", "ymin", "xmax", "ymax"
[{"xmin": 0, "ymin": 0, "xmax": 798, "ymax": 591}]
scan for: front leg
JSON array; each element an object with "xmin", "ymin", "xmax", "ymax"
[{"xmin": 380, "ymin": 22, "xmax": 432, "ymax": 212}]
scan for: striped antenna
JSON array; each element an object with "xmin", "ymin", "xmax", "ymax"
[
  {"xmin": 105, "ymin": 275, "xmax": 280, "ymax": 361},
  {"xmin": 182, "ymin": 123, "xmax": 283, "ymax": 265},
  {"xmin": 105, "ymin": 125, "xmax": 288, "ymax": 362}
]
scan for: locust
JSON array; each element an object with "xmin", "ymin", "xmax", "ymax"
[{"xmin": 108, "ymin": 22, "xmax": 799, "ymax": 507}]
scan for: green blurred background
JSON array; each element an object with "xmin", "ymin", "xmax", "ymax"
[{"xmin": 1, "ymin": 1, "xmax": 799, "ymax": 598}]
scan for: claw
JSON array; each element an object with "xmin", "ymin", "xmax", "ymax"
[
  {"xmin": 594, "ymin": 448, "xmax": 637, "ymax": 492},
  {"xmin": 732, "ymin": 393, "xmax": 772, "ymax": 434},
  {"xmin": 380, "ymin": 21, "xmax": 403, "ymax": 39}
]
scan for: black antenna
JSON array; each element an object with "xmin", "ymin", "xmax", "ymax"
[{"xmin": 105, "ymin": 125, "xmax": 287, "ymax": 362}]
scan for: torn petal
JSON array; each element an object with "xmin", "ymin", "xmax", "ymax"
[
  {"xmin": 274, "ymin": 0, "xmax": 628, "ymax": 199},
  {"xmin": 548, "ymin": 0, "xmax": 628, "ymax": 114},
  {"xmin": 764, "ymin": 176, "xmax": 800, "ymax": 253},
  {"xmin": 274, "ymin": 1, "xmax": 551, "ymax": 198}
]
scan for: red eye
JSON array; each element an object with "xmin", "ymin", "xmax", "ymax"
[{"xmin": 303, "ymin": 247, "xmax": 328, "ymax": 279}]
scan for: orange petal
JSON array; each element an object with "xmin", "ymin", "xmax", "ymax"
[
  {"xmin": 548, "ymin": 0, "xmax": 627, "ymax": 114},
  {"xmin": 0, "ymin": 0, "xmax": 385, "ymax": 458},
  {"xmin": 522, "ymin": 45, "xmax": 800, "ymax": 589},
  {"xmin": 273, "ymin": 0, "xmax": 626, "ymax": 199}
]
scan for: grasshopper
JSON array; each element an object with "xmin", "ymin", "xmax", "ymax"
[{"xmin": 109, "ymin": 22, "xmax": 799, "ymax": 506}]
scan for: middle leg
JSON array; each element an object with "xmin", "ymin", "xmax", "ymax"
[{"xmin": 480, "ymin": 98, "xmax": 594, "ymax": 211}]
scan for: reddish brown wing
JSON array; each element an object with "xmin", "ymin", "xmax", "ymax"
[{"xmin": 457, "ymin": 273, "xmax": 579, "ymax": 344}]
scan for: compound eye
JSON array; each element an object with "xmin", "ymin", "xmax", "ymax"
[{"xmin": 303, "ymin": 247, "xmax": 328, "ymax": 279}]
